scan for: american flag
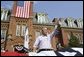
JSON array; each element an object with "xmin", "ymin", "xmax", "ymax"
[{"xmin": 15, "ymin": 1, "xmax": 30, "ymax": 18}]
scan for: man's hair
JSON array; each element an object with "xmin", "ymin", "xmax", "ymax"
[{"xmin": 41, "ymin": 27, "xmax": 47, "ymax": 32}]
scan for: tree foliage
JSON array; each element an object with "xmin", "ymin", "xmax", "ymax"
[{"xmin": 69, "ymin": 32, "xmax": 80, "ymax": 47}]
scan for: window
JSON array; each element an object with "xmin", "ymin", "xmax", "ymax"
[
  {"xmin": 81, "ymin": 21, "xmax": 83, "ymax": 28},
  {"xmin": 69, "ymin": 20, "xmax": 72, "ymax": 27},
  {"xmin": 40, "ymin": 15, "xmax": 43, "ymax": 24},
  {"xmin": 24, "ymin": 27, "xmax": 29, "ymax": 42},
  {"xmin": 21, "ymin": 25, "xmax": 26, "ymax": 36},
  {"xmin": 1, "ymin": 10, "xmax": 9, "ymax": 21},
  {"xmin": 45, "ymin": 16, "xmax": 49, "ymax": 23},
  {"xmin": 37, "ymin": 13, "xmax": 49, "ymax": 24},
  {"xmin": 16, "ymin": 25, "xmax": 21, "ymax": 36},
  {"xmin": 67, "ymin": 19, "xmax": 73, "ymax": 27},
  {"xmin": 1, "ymin": 30, "xmax": 7, "ymax": 40},
  {"xmin": 75, "ymin": 34, "xmax": 83, "ymax": 44},
  {"xmin": 67, "ymin": 19, "xmax": 70, "ymax": 27},
  {"xmin": 70, "ymin": 21, "xmax": 72, "ymax": 27},
  {"xmin": 80, "ymin": 22, "xmax": 82, "ymax": 28},
  {"xmin": 78, "ymin": 22, "xmax": 80, "ymax": 28},
  {"xmin": 78, "ymin": 34, "xmax": 81, "ymax": 44},
  {"xmin": 1, "ymin": 9, "xmax": 2, "ymax": 20},
  {"xmin": 78, "ymin": 34, "xmax": 83, "ymax": 44},
  {"xmin": 16, "ymin": 24, "xmax": 28, "ymax": 36},
  {"xmin": 59, "ymin": 21, "xmax": 62, "ymax": 26},
  {"xmin": 77, "ymin": 20, "xmax": 82, "ymax": 28},
  {"xmin": 42, "ymin": 15, "xmax": 44, "ymax": 23},
  {"xmin": 38, "ymin": 15, "xmax": 41, "ymax": 24},
  {"xmin": 81, "ymin": 34, "xmax": 83, "ymax": 44}
]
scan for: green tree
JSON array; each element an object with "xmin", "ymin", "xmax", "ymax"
[{"xmin": 69, "ymin": 32, "xmax": 80, "ymax": 47}]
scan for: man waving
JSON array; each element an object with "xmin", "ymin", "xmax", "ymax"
[{"xmin": 33, "ymin": 25, "xmax": 59, "ymax": 56}]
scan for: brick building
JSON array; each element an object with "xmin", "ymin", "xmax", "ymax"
[
  {"xmin": 52, "ymin": 17, "xmax": 83, "ymax": 47},
  {"xmin": 1, "ymin": 1, "xmax": 56, "ymax": 51},
  {"xmin": 1, "ymin": 1, "xmax": 83, "ymax": 51}
]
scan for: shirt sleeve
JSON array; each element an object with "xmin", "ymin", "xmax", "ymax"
[
  {"xmin": 33, "ymin": 36, "xmax": 40, "ymax": 48},
  {"xmin": 50, "ymin": 25, "xmax": 59, "ymax": 38}
]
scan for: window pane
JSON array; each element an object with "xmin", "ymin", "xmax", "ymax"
[
  {"xmin": 1, "ymin": 30, "xmax": 6, "ymax": 40},
  {"xmin": 16, "ymin": 25, "xmax": 21, "ymax": 36},
  {"xmin": 21, "ymin": 25, "xmax": 26, "ymax": 36},
  {"xmin": 24, "ymin": 27, "xmax": 29, "ymax": 40}
]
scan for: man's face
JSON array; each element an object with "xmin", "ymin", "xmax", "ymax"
[{"xmin": 42, "ymin": 27, "xmax": 48, "ymax": 36}]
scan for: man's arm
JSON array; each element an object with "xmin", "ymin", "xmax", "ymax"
[
  {"xmin": 33, "ymin": 37, "xmax": 40, "ymax": 52},
  {"xmin": 50, "ymin": 25, "xmax": 59, "ymax": 38}
]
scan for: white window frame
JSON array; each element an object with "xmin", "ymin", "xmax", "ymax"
[
  {"xmin": 16, "ymin": 25, "xmax": 21, "ymax": 36},
  {"xmin": 21, "ymin": 25, "xmax": 26, "ymax": 36},
  {"xmin": 1, "ymin": 30, "xmax": 7, "ymax": 40}
]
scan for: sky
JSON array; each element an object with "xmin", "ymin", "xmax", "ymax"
[{"xmin": 1, "ymin": 1, "xmax": 83, "ymax": 21}]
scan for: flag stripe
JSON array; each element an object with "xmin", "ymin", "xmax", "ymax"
[
  {"xmin": 20, "ymin": 8, "xmax": 23, "ymax": 17},
  {"xmin": 28, "ymin": 1, "xmax": 30, "ymax": 18},
  {"xmin": 24, "ymin": 1, "xmax": 27, "ymax": 18},
  {"xmin": 15, "ymin": 1, "xmax": 30, "ymax": 18}
]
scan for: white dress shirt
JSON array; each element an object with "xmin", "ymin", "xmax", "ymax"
[
  {"xmin": 33, "ymin": 26, "xmax": 59, "ymax": 49},
  {"xmin": 33, "ymin": 34, "xmax": 52, "ymax": 49}
]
